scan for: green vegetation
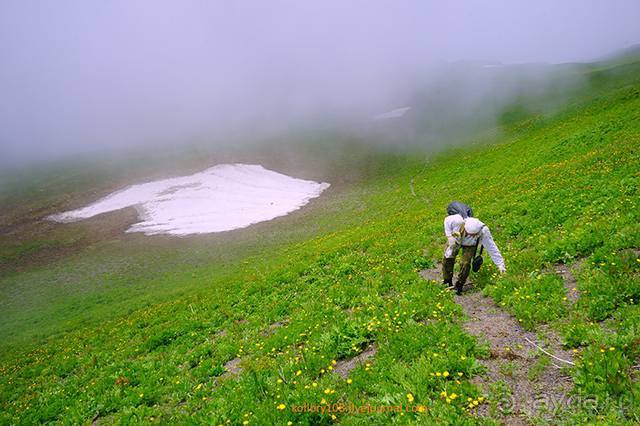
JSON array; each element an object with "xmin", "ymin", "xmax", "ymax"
[{"xmin": 1, "ymin": 59, "xmax": 639, "ymax": 424}]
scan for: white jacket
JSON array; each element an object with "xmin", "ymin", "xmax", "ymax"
[
  {"xmin": 443, "ymin": 214, "xmax": 464, "ymax": 258},
  {"xmin": 444, "ymin": 214, "xmax": 464, "ymax": 237},
  {"xmin": 464, "ymin": 222, "xmax": 505, "ymax": 271},
  {"xmin": 443, "ymin": 215, "xmax": 506, "ymax": 271}
]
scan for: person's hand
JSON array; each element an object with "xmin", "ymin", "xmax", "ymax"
[
  {"xmin": 498, "ymin": 265, "xmax": 506, "ymax": 274},
  {"xmin": 447, "ymin": 236, "xmax": 457, "ymax": 247}
]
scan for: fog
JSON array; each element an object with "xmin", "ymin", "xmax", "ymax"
[{"xmin": 1, "ymin": 1, "xmax": 639, "ymax": 170}]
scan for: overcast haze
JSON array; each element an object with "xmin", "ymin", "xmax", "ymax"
[{"xmin": 1, "ymin": 1, "xmax": 639, "ymax": 169}]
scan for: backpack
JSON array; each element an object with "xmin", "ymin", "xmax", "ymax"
[{"xmin": 447, "ymin": 201, "xmax": 473, "ymax": 219}]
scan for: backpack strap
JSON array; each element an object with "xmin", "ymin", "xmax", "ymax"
[{"xmin": 474, "ymin": 225, "xmax": 486, "ymax": 256}]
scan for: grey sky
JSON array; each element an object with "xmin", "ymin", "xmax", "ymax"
[{"xmin": 1, "ymin": 1, "xmax": 639, "ymax": 168}]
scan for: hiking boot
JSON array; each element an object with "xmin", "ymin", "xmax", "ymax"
[
  {"xmin": 454, "ymin": 281, "xmax": 464, "ymax": 295},
  {"xmin": 443, "ymin": 278, "xmax": 453, "ymax": 287}
]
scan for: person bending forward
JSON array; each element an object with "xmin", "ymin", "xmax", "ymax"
[{"xmin": 442, "ymin": 216, "xmax": 506, "ymax": 295}]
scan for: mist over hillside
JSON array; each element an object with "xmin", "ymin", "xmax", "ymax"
[{"xmin": 1, "ymin": 1, "xmax": 639, "ymax": 170}]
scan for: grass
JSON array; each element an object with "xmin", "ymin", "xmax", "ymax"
[{"xmin": 1, "ymin": 59, "xmax": 639, "ymax": 424}]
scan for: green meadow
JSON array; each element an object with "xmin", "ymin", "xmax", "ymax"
[{"xmin": 1, "ymin": 58, "xmax": 639, "ymax": 425}]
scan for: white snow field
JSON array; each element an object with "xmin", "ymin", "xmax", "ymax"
[{"xmin": 48, "ymin": 164, "xmax": 330, "ymax": 236}]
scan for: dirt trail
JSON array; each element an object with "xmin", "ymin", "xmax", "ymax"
[
  {"xmin": 421, "ymin": 268, "xmax": 574, "ymax": 425},
  {"xmin": 552, "ymin": 259, "xmax": 584, "ymax": 304},
  {"xmin": 334, "ymin": 344, "xmax": 378, "ymax": 379}
]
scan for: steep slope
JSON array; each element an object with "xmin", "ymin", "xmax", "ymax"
[{"xmin": 1, "ymin": 61, "xmax": 639, "ymax": 425}]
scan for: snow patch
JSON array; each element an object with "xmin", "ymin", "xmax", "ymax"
[
  {"xmin": 373, "ymin": 106, "xmax": 411, "ymax": 120},
  {"xmin": 48, "ymin": 164, "xmax": 330, "ymax": 236}
]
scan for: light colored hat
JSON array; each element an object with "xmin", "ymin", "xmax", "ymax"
[{"xmin": 464, "ymin": 217, "xmax": 484, "ymax": 234}]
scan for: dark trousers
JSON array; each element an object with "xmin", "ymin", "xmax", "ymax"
[{"xmin": 442, "ymin": 245, "xmax": 476, "ymax": 286}]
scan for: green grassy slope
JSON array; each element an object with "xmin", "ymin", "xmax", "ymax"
[{"xmin": 1, "ymin": 61, "xmax": 639, "ymax": 424}]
